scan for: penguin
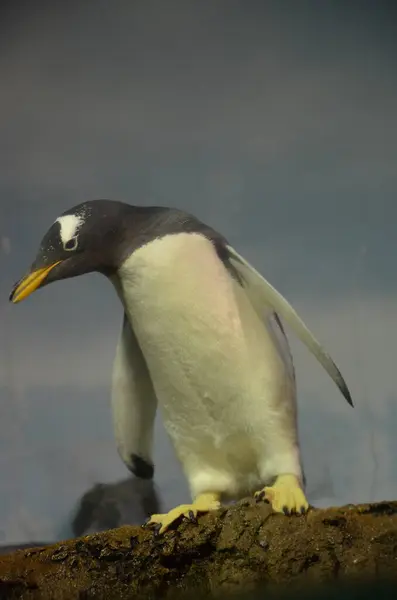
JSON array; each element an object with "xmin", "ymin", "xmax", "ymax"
[{"xmin": 10, "ymin": 199, "xmax": 353, "ymax": 534}]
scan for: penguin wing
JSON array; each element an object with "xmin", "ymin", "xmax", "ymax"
[
  {"xmin": 225, "ymin": 244, "xmax": 353, "ymax": 406},
  {"xmin": 265, "ymin": 311, "xmax": 296, "ymax": 385},
  {"xmin": 111, "ymin": 313, "xmax": 158, "ymax": 477}
]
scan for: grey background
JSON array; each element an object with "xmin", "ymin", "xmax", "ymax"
[{"xmin": 1, "ymin": 0, "xmax": 396, "ymax": 545}]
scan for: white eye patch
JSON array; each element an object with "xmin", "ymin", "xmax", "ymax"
[{"xmin": 56, "ymin": 214, "xmax": 84, "ymax": 251}]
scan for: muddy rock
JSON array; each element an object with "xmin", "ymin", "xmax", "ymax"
[{"xmin": 0, "ymin": 499, "xmax": 397, "ymax": 599}]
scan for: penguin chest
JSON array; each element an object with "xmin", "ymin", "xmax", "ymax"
[{"xmin": 116, "ymin": 233, "xmax": 293, "ymax": 481}]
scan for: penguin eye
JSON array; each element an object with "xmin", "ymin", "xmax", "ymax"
[{"xmin": 63, "ymin": 236, "xmax": 78, "ymax": 251}]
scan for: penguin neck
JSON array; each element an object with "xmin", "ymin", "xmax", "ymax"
[
  {"xmin": 109, "ymin": 232, "xmax": 195, "ymax": 332},
  {"xmin": 110, "ymin": 271, "xmax": 132, "ymax": 320},
  {"xmin": 109, "ymin": 246, "xmax": 155, "ymax": 329}
]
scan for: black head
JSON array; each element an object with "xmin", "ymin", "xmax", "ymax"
[
  {"xmin": 9, "ymin": 199, "xmax": 154, "ymax": 303},
  {"xmin": 9, "ymin": 198, "xmax": 232, "ymax": 304}
]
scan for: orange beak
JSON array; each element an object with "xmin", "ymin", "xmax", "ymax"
[{"xmin": 10, "ymin": 262, "xmax": 61, "ymax": 303}]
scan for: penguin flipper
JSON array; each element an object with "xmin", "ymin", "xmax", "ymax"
[
  {"xmin": 111, "ymin": 313, "xmax": 158, "ymax": 478},
  {"xmin": 226, "ymin": 244, "xmax": 353, "ymax": 407}
]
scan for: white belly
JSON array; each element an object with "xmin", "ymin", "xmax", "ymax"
[{"xmin": 117, "ymin": 233, "xmax": 302, "ymax": 499}]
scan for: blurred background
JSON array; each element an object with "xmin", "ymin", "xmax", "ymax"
[{"xmin": 0, "ymin": 0, "xmax": 396, "ymax": 549}]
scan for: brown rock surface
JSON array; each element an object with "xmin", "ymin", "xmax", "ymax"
[{"xmin": 1, "ymin": 498, "xmax": 397, "ymax": 599}]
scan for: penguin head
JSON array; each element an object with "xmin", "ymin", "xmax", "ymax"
[{"xmin": 9, "ymin": 199, "xmax": 139, "ymax": 303}]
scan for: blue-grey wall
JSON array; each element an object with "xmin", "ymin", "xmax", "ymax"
[{"xmin": 1, "ymin": 0, "xmax": 396, "ymax": 545}]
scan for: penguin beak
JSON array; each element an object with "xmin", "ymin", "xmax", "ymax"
[{"xmin": 9, "ymin": 261, "xmax": 62, "ymax": 304}]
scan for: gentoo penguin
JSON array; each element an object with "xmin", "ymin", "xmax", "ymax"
[{"xmin": 10, "ymin": 199, "xmax": 353, "ymax": 534}]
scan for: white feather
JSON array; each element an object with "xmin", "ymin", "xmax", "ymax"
[
  {"xmin": 56, "ymin": 214, "xmax": 84, "ymax": 245},
  {"xmin": 115, "ymin": 233, "xmax": 303, "ymax": 500},
  {"xmin": 110, "ymin": 305, "xmax": 158, "ymax": 471}
]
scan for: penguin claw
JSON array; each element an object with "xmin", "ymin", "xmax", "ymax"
[
  {"xmin": 187, "ymin": 510, "xmax": 198, "ymax": 524},
  {"xmin": 255, "ymin": 490, "xmax": 269, "ymax": 504},
  {"xmin": 143, "ymin": 493, "xmax": 221, "ymax": 535},
  {"xmin": 254, "ymin": 474, "xmax": 309, "ymax": 515},
  {"xmin": 152, "ymin": 523, "xmax": 162, "ymax": 537},
  {"xmin": 255, "ymin": 490, "xmax": 265, "ymax": 503}
]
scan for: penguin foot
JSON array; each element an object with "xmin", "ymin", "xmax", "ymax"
[
  {"xmin": 254, "ymin": 474, "xmax": 309, "ymax": 515},
  {"xmin": 143, "ymin": 492, "xmax": 221, "ymax": 535}
]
